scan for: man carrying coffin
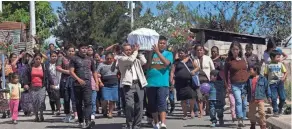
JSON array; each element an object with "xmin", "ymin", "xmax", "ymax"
[
  {"xmin": 146, "ymin": 36, "xmax": 174, "ymax": 129},
  {"xmin": 116, "ymin": 43, "xmax": 148, "ymax": 129}
]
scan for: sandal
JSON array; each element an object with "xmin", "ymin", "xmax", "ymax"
[
  {"xmin": 190, "ymin": 112, "xmax": 195, "ymax": 119},
  {"xmin": 108, "ymin": 114, "xmax": 113, "ymax": 119},
  {"xmin": 182, "ymin": 116, "xmax": 188, "ymax": 120}
]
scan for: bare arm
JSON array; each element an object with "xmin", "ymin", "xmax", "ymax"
[
  {"xmin": 170, "ymin": 64, "xmax": 175, "ymax": 85},
  {"xmin": 56, "ymin": 57, "xmax": 70, "ymax": 74},
  {"xmin": 11, "ymin": 56, "xmax": 21, "ymax": 67},
  {"xmin": 156, "ymin": 51, "xmax": 170, "ymax": 67},
  {"xmin": 41, "ymin": 53, "xmax": 48, "ymax": 60},
  {"xmin": 105, "ymin": 43, "xmax": 118, "ymax": 51},
  {"xmin": 190, "ymin": 59, "xmax": 200, "ymax": 75},
  {"xmin": 56, "ymin": 66, "xmax": 70, "ymax": 74},
  {"xmin": 69, "ymin": 67, "xmax": 82, "ymax": 82},
  {"xmin": 281, "ymin": 51, "xmax": 288, "ymax": 61}
]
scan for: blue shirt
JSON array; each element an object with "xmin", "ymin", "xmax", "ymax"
[
  {"xmin": 209, "ymin": 81, "xmax": 225, "ymax": 101},
  {"xmin": 146, "ymin": 50, "xmax": 173, "ymax": 87}
]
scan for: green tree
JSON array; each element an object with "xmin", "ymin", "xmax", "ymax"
[
  {"xmin": 53, "ymin": 1, "xmax": 142, "ymax": 47},
  {"xmin": 2, "ymin": 1, "xmax": 58, "ymax": 43},
  {"xmin": 256, "ymin": 1, "xmax": 291, "ymax": 44},
  {"xmin": 135, "ymin": 2, "xmax": 195, "ymax": 45}
]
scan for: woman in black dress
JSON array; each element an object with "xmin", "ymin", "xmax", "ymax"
[{"xmin": 170, "ymin": 48, "xmax": 199, "ymax": 119}]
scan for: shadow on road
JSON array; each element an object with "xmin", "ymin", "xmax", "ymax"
[
  {"xmin": 184, "ymin": 123, "xmax": 252, "ymax": 128},
  {"xmin": 93, "ymin": 123, "xmax": 123, "ymax": 129},
  {"xmin": 46, "ymin": 125, "xmax": 80, "ymax": 128}
]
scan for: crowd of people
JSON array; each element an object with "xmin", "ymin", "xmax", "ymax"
[{"xmin": 0, "ymin": 35, "xmax": 289, "ymax": 129}]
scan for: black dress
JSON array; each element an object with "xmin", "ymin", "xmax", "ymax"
[{"xmin": 174, "ymin": 59, "xmax": 196, "ymax": 101}]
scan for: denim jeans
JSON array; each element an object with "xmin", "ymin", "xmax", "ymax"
[
  {"xmin": 193, "ymin": 101, "xmax": 199, "ymax": 112},
  {"xmin": 117, "ymin": 87, "xmax": 125, "ymax": 111},
  {"xmin": 209, "ymin": 100, "xmax": 224, "ymax": 123},
  {"xmin": 270, "ymin": 81, "xmax": 286, "ymax": 113},
  {"xmin": 74, "ymin": 81, "xmax": 92, "ymax": 123},
  {"xmin": 91, "ymin": 90, "xmax": 97, "ymax": 115},
  {"xmin": 231, "ymin": 83, "xmax": 247, "ymax": 119},
  {"xmin": 146, "ymin": 87, "xmax": 169, "ymax": 113},
  {"xmin": 168, "ymin": 90, "xmax": 175, "ymax": 111}
]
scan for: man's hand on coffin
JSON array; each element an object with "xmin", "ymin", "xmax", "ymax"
[
  {"xmin": 133, "ymin": 44, "xmax": 140, "ymax": 51},
  {"xmin": 152, "ymin": 44, "xmax": 160, "ymax": 54}
]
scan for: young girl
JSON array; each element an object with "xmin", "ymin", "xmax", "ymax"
[
  {"xmin": 8, "ymin": 73, "xmax": 23, "ymax": 124},
  {"xmin": 46, "ymin": 51, "xmax": 61, "ymax": 116}
]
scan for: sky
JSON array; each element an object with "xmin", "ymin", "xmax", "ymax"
[
  {"xmin": 47, "ymin": 1, "xmax": 210, "ymax": 43},
  {"xmin": 49, "ymin": 1, "xmax": 213, "ymax": 16}
]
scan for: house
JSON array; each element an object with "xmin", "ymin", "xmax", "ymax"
[{"xmin": 0, "ymin": 22, "xmax": 28, "ymax": 54}]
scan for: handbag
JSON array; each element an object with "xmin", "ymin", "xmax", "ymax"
[{"xmin": 182, "ymin": 61, "xmax": 200, "ymax": 87}]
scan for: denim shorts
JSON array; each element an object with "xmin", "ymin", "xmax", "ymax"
[{"xmin": 146, "ymin": 87, "xmax": 169, "ymax": 113}]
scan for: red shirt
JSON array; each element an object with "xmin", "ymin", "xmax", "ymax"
[
  {"xmin": 31, "ymin": 67, "xmax": 44, "ymax": 87},
  {"xmin": 251, "ymin": 76, "xmax": 264, "ymax": 102}
]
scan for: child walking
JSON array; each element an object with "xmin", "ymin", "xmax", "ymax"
[
  {"xmin": 8, "ymin": 73, "xmax": 23, "ymax": 124},
  {"xmin": 246, "ymin": 64, "xmax": 271, "ymax": 129},
  {"xmin": 209, "ymin": 70, "xmax": 226, "ymax": 127},
  {"xmin": 264, "ymin": 50, "xmax": 287, "ymax": 116}
]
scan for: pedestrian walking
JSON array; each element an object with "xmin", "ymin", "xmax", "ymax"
[
  {"xmin": 146, "ymin": 36, "xmax": 174, "ymax": 129},
  {"xmin": 8, "ymin": 73, "xmax": 23, "ymax": 124},
  {"xmin": 224, "ymin": 41, "xmax": 249, "ymax": 127},
  {"xmin": 116, "ymin": 43, "xmax": 147, "ymax": 129},
  {"xmin": 69, "ymin": 44, "xmax": 99, "ymax": 128}
]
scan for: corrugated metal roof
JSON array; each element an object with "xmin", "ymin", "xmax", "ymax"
[{"xmin": 0, "ymin": 22, "xmax": 26, "ymax": 30}]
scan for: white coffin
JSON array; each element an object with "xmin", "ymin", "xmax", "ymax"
[{"xmin": 127, "ymin": 28, "xmax": 159, "ymax": 50}]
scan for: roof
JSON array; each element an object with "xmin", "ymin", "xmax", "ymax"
[
  {"xmin": 0, "ymin": 22, "xmax": 26, "ymax": 30},
  {"xmin": 190, "ymin": 28, "xmax": 266, "ymax": 45}
]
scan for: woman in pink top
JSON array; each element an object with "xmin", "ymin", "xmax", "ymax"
[{"xmin": 23, "ymin": 53, "xmax": 53, "ymax": 122}]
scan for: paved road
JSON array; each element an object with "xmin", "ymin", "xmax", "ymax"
[{"xmin": 0, "ymin": 98, "xmax": 259, "ymax": 129}]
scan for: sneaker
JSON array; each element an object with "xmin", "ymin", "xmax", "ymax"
[
  {"xmin": 56, "ymin": 111, "xmax": 61, "ymax": 116},
  {"xmin": 153, "ymin": 123, "xmax": 160, "ymax": 129},
  {"xmin": 219, "ymin": 118, "xmax": 224, "ymax": 126},
  {"xmin": 238, "ymin": 119, "xmax": 245, "ymax": 127},
  {"xmin": 74, "ymin": 116, "xmax": 79, "ymax": 122},
  {"xmin": 63, "ymin": 115, "xmax": 72, "ymax": 123},
  {"xmin": 78, "ymin": 122, "xmax": 83, "ymax": 128},
  {"xmin": 39, "ymin": 115, "xmax": 44, "ymax": 122},
  {"xmin": 210, "ymin": 123, "xmax": 216, "ymax": 128},
  {"xmin": 160, "ymin": 123, "xmax": 167, "ymax": 129},
  {"xmin": 273, "ymin": 112, "xmax": 280, "ymax": 117},
  {"xmin": 2, "ymin": 112, "xmax": 7, "ymax": 118},
  {"xmin": 82, "ymin": 121, "xmax": 95, "ymax": 129},
  {"xmin": 278, "ymin": 109, "xmax": 283, "ymax": 115},
  {"xmin": 91, "ymin": 115, "xmax": 95, "ymax": 120},
  {"xmin": 243, "ymin": 117, "xmax": 248, "ymax": 120},
  {"xmin": 12, "ymin": 120, "xmax": 17, "ymax": 124}
]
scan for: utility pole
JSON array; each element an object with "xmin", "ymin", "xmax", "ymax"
[
  {"xmin": 130, "ymin": 1, "xmax": 134, "ymax": 30},
  {"xmin": 0, "ymin": 1, "xmax": 2, "ymax": 13},
  {"xmin": 0, "ymin": 0, "xmax": 4, "ymax": 89},
  {"xmin": 30, "ymin": 1, "xmax": 36, "ymax": 47}
]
